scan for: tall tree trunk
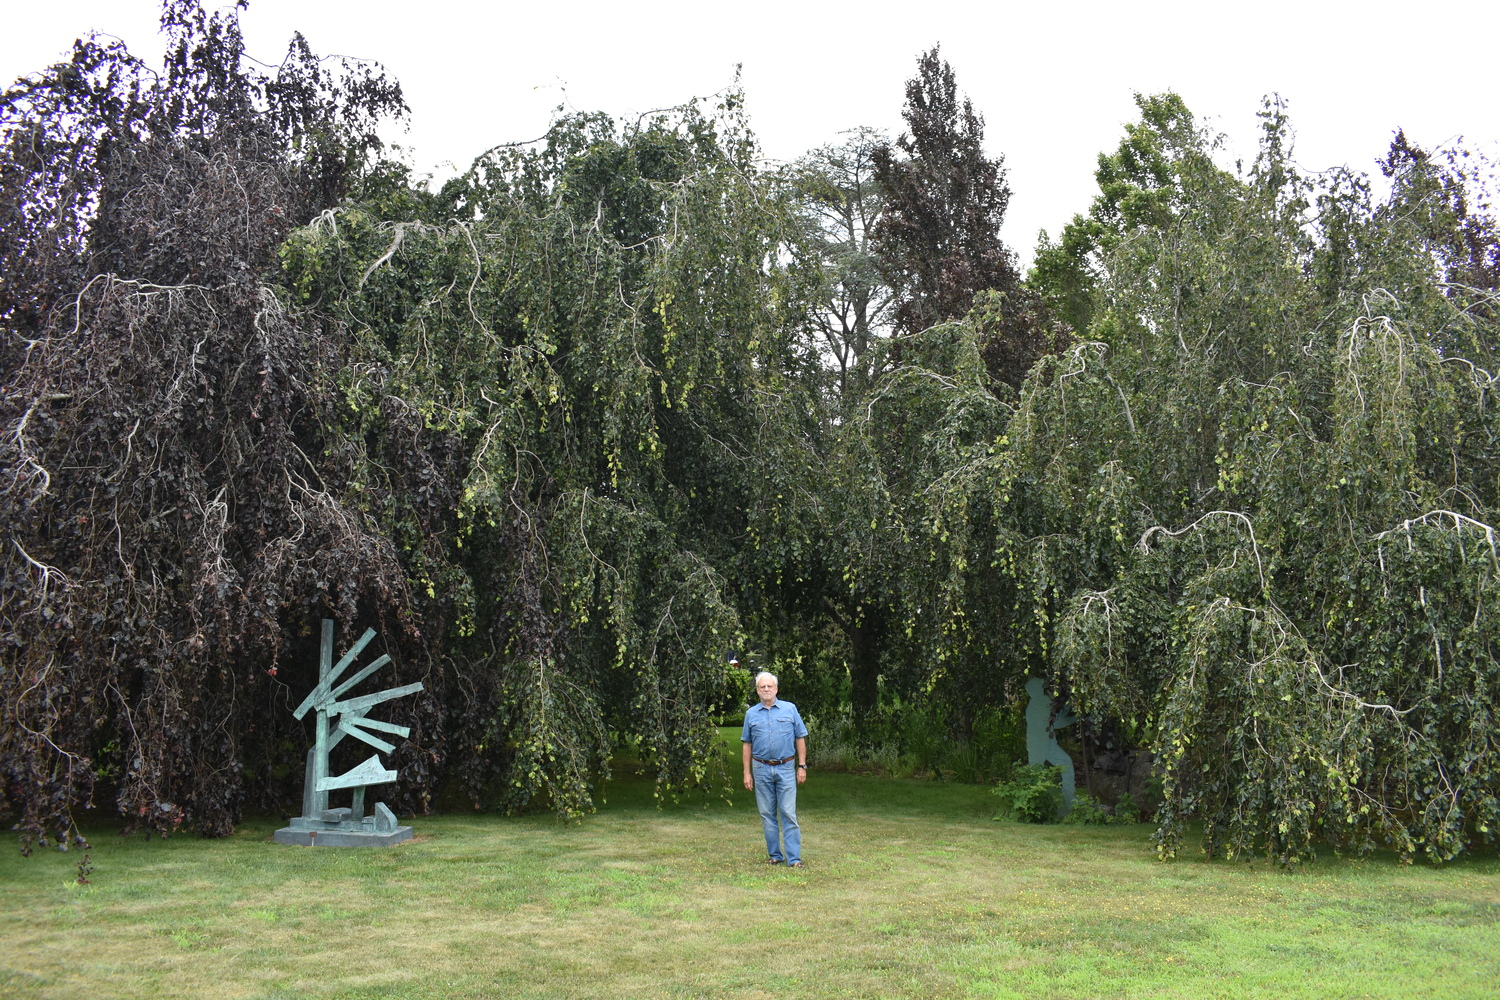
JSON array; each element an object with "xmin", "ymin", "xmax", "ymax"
[{"xmin": 848, "ymin": 613, "xmax": 884, "ymax": 735}]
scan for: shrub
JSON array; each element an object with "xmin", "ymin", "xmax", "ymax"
[
  {"xmin": 1061, "ymin": 792, "xmax": 1112, "ymax": 825},
  {"xmin": 1113, "ymin": 791, "xmax": 1143, "ymax": 824},
  {"xmin": 992, "ymin": 764, "xmax": 1064, "ymax": 823}
]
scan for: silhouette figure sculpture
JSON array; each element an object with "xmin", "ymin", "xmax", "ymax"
[{"xmin": 1024, "ymin": 677, "xmax": 1076, "ymax": 816}]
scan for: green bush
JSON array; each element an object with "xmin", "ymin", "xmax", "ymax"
[
  {"xmin": 805, "ymin": 702, "xmax": 1026, "ymax": 783},
  {"xmin": 1113, "ymin": 791, "xmax": 1142, "ymax": 824},
  {"xmin": 992, "ymin": 764, "xmax": 1064, "ymax": 823},
  {"xmin": 1061, "ymin": 792, "xmax": 1112, "ymax": 825}
]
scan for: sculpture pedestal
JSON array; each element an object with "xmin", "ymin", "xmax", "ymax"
[
  {"xmin": 272, "ymin": 803, "xmax": 413, "ymax": 847},
  {"xmin": 272, "ymin": 825, "xmax": 412, "ymax": 847}
]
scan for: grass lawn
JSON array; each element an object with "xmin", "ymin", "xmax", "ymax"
[{"xmin": 3, "ymin": 732, "xmax": 1498, "ymax": 999}]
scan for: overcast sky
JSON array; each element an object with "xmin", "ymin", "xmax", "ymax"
[{"xmin": 5, "ymin": 1, "xmax": 1498, "ymax": 262}]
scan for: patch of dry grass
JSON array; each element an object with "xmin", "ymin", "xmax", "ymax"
[{"xmin": 3, "ymin": 738, "xmax": 1498, "ymax": 999}]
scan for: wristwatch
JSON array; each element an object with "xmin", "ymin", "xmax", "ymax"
[{"xmin": 797, "ymin": 764, "xmax": 807, "ymax": 769}]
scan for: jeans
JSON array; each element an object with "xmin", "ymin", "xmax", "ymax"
[{"xmin": 752, "ymin": 760, "xmax": 800, "ymax": 863}]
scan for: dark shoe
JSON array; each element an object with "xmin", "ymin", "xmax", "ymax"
[
  {"xmin": 765, "ymin": 857, "xmax": 783, "ymax": 864},
  {"xmin": 787, "ymin": 861, "xmax": 804, "ymax": 868}
]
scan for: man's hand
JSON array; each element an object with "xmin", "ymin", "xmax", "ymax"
[
  {"xmin": 744, "ymin": 773, "xmax": 754, "ymax": 791},
  {"xmin": 796, "ymin": 766, "xmax": 806, "ymax": 785}
]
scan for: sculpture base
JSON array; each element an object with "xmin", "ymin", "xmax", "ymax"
[
  {"xmin": 273, "ymin": 825, "xmax": 413, "ymax": 847},
  {"xmin": 273, "ymin": 804, "xmax": 411, "ymax": 847}
]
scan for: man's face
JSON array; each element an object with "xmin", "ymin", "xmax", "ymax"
[{"xmin": 756, "ymin": 676, "xmax": 778, "ymax": 706}]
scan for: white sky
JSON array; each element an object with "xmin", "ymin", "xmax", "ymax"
[{"xmin": 5, "ymin": 1, "xmax": 1498, "ymax": 263}]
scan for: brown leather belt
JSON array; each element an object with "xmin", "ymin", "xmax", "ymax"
[{"xmin": 754, "ymin": 756, "xmax": 795, "ymax": 765}]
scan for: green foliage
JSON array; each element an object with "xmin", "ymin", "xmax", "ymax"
[
  {"xmin": 7, "ymin": 3, "xmax": 1500, "ymax": 869},
  {"xmin": 808, "ymin": 702, "xmax": 1024, "ymax": 782},
  {"xmin": 993, "ymin": 763, "xmax": 1064, "ymax": 823},
  {"xmin": 1031, "ymin": 92, "xmax": 1212, "ymax": 336},
  {"xmin": 1061, "ymin": 792, "xmax": 1112, "ymax": 825},
  {"xmin": 982, "ymin": 95, "xmax": 1500, "ymax": 865},
  {"xmin": 279, "ymin": 92, "xmax": 795, "ymax": 818},
  {"xmin": 1113, "ymin": 790, "xmax": 1144, "ymax": 825}
]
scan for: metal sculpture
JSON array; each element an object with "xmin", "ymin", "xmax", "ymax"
[
  {"xmin": 1024, "ymin": 676, "xmax": 1077, "ymax": 817},
  {"xmin": 273, "ymin": 620, "xmax": 423, "ymax": 847}
]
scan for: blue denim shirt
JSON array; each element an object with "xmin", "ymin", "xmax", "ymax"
[{"xmin": 741, "ymin": 700, "xmax": 808, "ymax": 761}]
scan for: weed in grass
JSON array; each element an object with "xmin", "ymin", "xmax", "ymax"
[{"xmin": 168, "ymin": 929, "xmax": 209, "ymax": 951}]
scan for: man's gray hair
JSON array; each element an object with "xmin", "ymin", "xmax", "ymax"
[{"xmin": 754, "ymin": 670, "xmax": 778, "ymax": 686}]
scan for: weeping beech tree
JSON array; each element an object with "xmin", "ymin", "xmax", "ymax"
[
  {"xmin": 0, "ymin": 2, "xmax": 420, "ymax": 852},
  {"xmin": 906, "ymin": 94, "xmax": 1500, "ymax": 864},
  {"xmin": 278, "ymin": 96, "xmax": 797, "ymax": 818}
]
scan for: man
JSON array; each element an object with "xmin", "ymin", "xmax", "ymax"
[{"xmin": 741, "ymin": 670, "xmax": 808, "ymax": 867}]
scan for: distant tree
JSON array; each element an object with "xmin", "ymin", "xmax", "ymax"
[
  {"xmin": 1381, "ymin": 131, "xmax": 1500, "ymax": 295},
  {"xmin": 751, "ymin": 122, "xmax": 975, "ymax": 736},
  {"xmin": 1358, "ymin": 131, "xmax": 1500, "ymax": 369},
  {"xmin": 1030, "ymin": 91, "xmax": 1223, "ymax": 341},
  {"xmin": 871, "ymin": 47, "xmax": 1012, "ymax": 332},
  {"xmin": 788, "ymin": 128, "xmax": 894, "ymax": 402},
  {"xmin": 871, "ymin": 47, "xmax": 1064, "ymax": 390}
]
